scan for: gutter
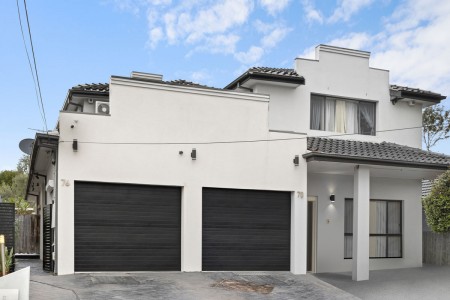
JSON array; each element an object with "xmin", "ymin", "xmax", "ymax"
[
  {"xmin": 303, "ymin": 152, "xmax": 450, "ymax": 171},
  {"xmin": 224, "ymin": 72, "xmax": 305, "ymax": 90},
  {"xmin": 26, "ymin": 134, "xmax": 59, "ymax": 198},
  {"xmin": 390, "ymin": 89, "xmax": 446, "ymax": 105}
]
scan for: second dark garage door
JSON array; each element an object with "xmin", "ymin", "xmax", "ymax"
[
  {"xmin": 202, "ymin": 188, "xmax": 291, "ymax": 271},
  {"xmin": 74, "ymin": 181, "xmax": 181, "ymax": 272}
]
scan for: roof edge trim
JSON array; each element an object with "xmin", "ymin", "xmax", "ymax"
[{"xmin": 303, "ymin": 152, "xmax": 449, "ymax": 170}]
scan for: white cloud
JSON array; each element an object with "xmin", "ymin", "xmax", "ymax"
[
  {"xmin": 201, "ymin": 34, "xmax": 241, "ymax": 54},
  {"xmin": 261, "ymin": 26, "xmax": 291, "ymax": 48},
  {"xmin": 168, "ymin": 0, "xmax": 253, "ymax": 44},
  {"xmin": 109, "ymin": 0, "xmax": 293, "ymax": 64},
  {"xmin": 300, "ymin": 0, "xmax": 450, "ymax": 96},
  {"xmin": 235, "ymin": 46, "xmax": 264, "ymax": 64},
  {"xmin": 148, "ymin": 27, "xmax": 164, "ymax": 48},
  {"xmin": 109, "ymin": 0, "xmax": 141, "ymax": 15},
  {"xmin": 190, "ymin": 70, "xmax": 211, "ymax": 82},
  {"xmin": 298, "ymin": 46, "xmax": 316, "ymax": 59},
  {"xmin": 327, "ymin": 32, "xmax": 372, "ymax": 50},
  {"xmin": 301, "ymin": 0, "xmax": 323, "ymax": 24},
  {"xmin": 147, "ymin": 0, "xmax": 172, "ymax": 5},
  {"xmin": 328, "ymin": 0, "xmax": 374, "ymax": 23},
  {"xmin": 259, "ymin": 0, "xmax": 290, "ymax": 15}
]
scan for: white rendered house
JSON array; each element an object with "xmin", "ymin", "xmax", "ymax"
[{"xmin": 27, "ymin": 45, "xmax": 450, "ymax": 281}]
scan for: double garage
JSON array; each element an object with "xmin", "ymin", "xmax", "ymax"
[{"xmin": 74, "ymin": 181, "xmax": 291, "ymax": 272}]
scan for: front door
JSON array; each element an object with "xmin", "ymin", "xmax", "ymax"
[{"xmin": 307, "ymin": 196, "xmax": 317, "ymax": 272}]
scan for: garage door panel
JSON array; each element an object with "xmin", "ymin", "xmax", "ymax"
[
  {"xmin": 75, "ymin": 181, "xmax": 181, "ymax": 272},
  {"xmin": 202, "ymin": 188, "xmax": 291, "ymax": 271}
]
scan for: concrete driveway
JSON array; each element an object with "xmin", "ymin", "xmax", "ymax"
[
  {"xmin": 315, "ymin": 264, "xmax": 450, "ymax": 300},
  {"xmin": 17, "ymin": 259, "xmax": 357, "ymax": 300}
]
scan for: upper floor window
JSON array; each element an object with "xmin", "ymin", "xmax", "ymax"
[{"xmin": 310, "ymin": 95, "xmax": 376, "ymax": 136}]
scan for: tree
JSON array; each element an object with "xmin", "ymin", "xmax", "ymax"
[
  {"xmin": 422, "ymin": 170, "xmax": 450, "ymax": 233},
  {"xmin": 0, "ymin": 173, "xmax": 27, "ymax": 200},
  {"xmin": 423, "ymin": 105, "xmax": 450, "ymax": 151},
  {"xmin": 16, "ymin": 155, "xmax": 31, "ymax": 174},
  {"xmin": 0, "ymin": 170, "xmax": 19, "ymax": 186}
]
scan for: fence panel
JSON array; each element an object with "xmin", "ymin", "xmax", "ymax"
[{"xmin": 423, "ymin": 231, "xmax": 450, "ymax": 265}]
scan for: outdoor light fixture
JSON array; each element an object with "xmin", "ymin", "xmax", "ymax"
[
  {"xmin": 191, "ymin": 148, "xmax": 196, "ymax": 160},
  {"xmin": 72, "ymin": 139, "xmax": 78, "ymax": 152},
  {"xmin": 330, "ymin": 194, "xmax": 335, "ymax": 202},
  {"xmin": 293, "ymin": 155, "xmax": 299, "ymax": 166}
]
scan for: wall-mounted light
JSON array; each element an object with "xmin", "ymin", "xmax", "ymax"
[
  {"xmin": 191, "ymin": 148, "xmax": 196, "ymax": 160},
  {"xmin": 72, "ymin": 139, "xmax": 78, "ymax": 152},
  {"xmin": 293, "ymin": 155, "xmax": 299, "ymax": 166},
  {"xmin": 330, "ymin": 194, "xmax": 335, "ymax": 203}
]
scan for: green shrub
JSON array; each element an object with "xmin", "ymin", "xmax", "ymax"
[
  {"xmin": 423, "ymin": 171, "xmax": 450, "ymax": 233},
  {"xmin": 0, "ymin": 247, "xmax": 14, "ymax": 275}
]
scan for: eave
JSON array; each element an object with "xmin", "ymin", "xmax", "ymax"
[
  {"xmin": 303, "ymin": 152, "xmax": 450, "ymax": 171},
  {"xmin": 225, "ymin": 72, "xmax": 305, "ymax": 90}
]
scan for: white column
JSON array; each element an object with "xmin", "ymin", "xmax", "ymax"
[
  {"xmin": 291, "ymin": 191, "xmax": 307, "ymax": 274},
  {"xmin": 352, "ymin": 165, "xmax": 370, "ymax": 281},
  {"xmin": 181, "ymin": 184, "xmax": 202, "ymax": 271}
]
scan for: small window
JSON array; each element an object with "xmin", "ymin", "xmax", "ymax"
[
  {"xmin": 310, "ymin": 95, "xmax": 376, "ymax": 136},
  {"xmin": 344, "ymin": 199, "xmax": 402, "ymax": 259}
]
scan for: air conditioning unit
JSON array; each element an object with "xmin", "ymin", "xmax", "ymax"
[{"xmin": 95, "ymin": 101, "xmax": 110, "ymax": 115}]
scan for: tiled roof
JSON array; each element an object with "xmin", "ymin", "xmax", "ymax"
[
  {"xmin": 166, "ymin": 79, "xmax": 218, "ymax": 90},
  {"xmin": 305, "ymin": 137, "xmax": 450, "ymax": 169},
  {"xmin": 390, "ymin": 85, "xmax": 446, "ymax": 101},
  {"xmin": 224, "ymin": 66, "xmax": 305, "ymax": 89},
  {"xmin": 247, "ymin": 67, "xmax": 300, "ymax": 77},
  {"xmin": 71, "ymin": 83, "xmax": 109, "ymax": 94}
]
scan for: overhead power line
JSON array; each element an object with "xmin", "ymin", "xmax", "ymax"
[
  {"xmin": 16, "ymin": 0, "xmax": 46, "ymax": 130},
  {"xmin": 19, "ymin": 0, "xmax": 48, "ymax": 132},
  {"xmin": 59, "ymin": 125, "xmax": 424, "ymax": 145}
]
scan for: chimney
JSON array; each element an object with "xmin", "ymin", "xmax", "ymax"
[{"xmin": 130, "ymin": 71, "xmax": 163, "ymax": 81}]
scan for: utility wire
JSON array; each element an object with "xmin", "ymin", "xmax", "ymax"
[
  {"xmin": 16, "ymin": 0, "xmax": 46, "ymax": 130},
  {"xmin": 22, "ymin": 0, "xmax": 48, "ymax": 132},
  {"xmin": 59, "ymin": 125, "xmax": 424, "ymax": 145}
]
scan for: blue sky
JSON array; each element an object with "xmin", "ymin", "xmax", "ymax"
[{"xmin": 1, "ymin": 0, "xmax": 449, "ymax": 170}]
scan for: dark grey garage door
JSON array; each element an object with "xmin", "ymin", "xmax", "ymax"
[
  {"xmin": 75, "ymin": 181, "xmax": 181, "ymax": 272},
  {"xmin": 202, "ymin": 188, "xmax": 291, "ymax": 271}
]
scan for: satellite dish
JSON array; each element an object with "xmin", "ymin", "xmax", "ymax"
[{"xmin": 19, "ymin": 138, "xmax": 34, "ymax": 155}]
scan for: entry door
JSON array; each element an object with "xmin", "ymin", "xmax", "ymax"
[{"xmin": 307, "ymin": 196, "xmax": 317, "ymax": 272}]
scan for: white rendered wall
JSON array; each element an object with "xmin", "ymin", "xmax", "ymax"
[
  {"xmin": 55, "ymin": 79, "xmax": 307, "ymax": 275},
  {"xmin": 308, "ymin": 173, "xmax": 422, "ymax": 273},
  {"xmin": 255, "ymin": 46, "xmax": 422, "ymax": 148}
]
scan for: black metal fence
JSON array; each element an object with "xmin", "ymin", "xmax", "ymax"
[
  {"xmin": 0, "ymin": 203, "xmax": 15, "ymax": 250},
  {"xmin": 0, "ymin": 203, "xmax": 15, "ymax": 272}
]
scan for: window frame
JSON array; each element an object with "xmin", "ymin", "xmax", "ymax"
[
  {"xmin": 344, "ymin": 198, "xmax": 403, "ymax": 259},
  {"xmin": 310, "ymin": 93, "xmax": 377, "ymax": 136}
]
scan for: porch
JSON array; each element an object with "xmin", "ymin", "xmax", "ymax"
[{"xmin": 304, "ymin": 137, "xmax": 450, "ymax": 281}]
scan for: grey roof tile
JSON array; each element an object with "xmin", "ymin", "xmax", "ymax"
[
  {"xmin": 224, "ymin": 66, "xmax": 305, "ymax": 89},
  {"xmin": 71, "ymin": 83, "xmax": 109, "ymax": 93},
  {"xmin": 306, "ymin": 137, "xmax": 450, "ymax": 167},
  {"xmin": 248, "ymin": 67, "xmax": 301, "ymax": 78},
  {"xmin": 390, "ymin": 84, "xmax": 446, "ymax": 100},
  {"xmin": 166, "ymin": 79, "xmax": 220, "ymax": 90}
]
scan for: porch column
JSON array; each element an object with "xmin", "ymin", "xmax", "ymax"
[
  {"xmin": 352, "ymin": 165, "xmax": 370, "ymax": 281},
  {"xmin": 291, "ymin": 191, "xmax": 307, "ymax": 274}
]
